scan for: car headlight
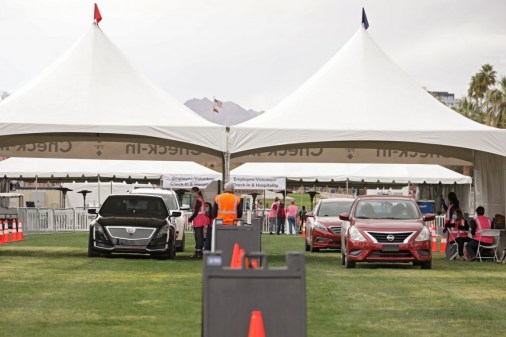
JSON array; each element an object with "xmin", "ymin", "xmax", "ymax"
[
  {"xmin": 415, "ymin": 226, "xmax": 430, "ymax": 241},
  {"xmin": 94, "ymin": 223, "xmax": 104, "ymax": 234},
  {"xmin": 157, "ymin": 224, "xmax": 170, "ymax": 238},
  {"xmin": 314, "ymin": 222, "xmax": 327, "ymax": 231},
  {"xmin": 349, "ymin": 226, "xmax": 366, "ymax": 242}
]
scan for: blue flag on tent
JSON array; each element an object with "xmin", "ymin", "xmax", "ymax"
[{"xmin": 362, "ymin": 8, "xmax": 369, "ymax": 30}]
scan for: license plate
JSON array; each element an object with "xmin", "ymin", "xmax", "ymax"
[{"xmin": 382, "ymin": 245, "xmax": 399, "ymax": 252}]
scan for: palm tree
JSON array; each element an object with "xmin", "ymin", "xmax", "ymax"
[
  {"xmin": 468, "ymin": 64, "xmax": 497, "ymax": 111},
  {"xmin": 454, "ymin": 96, "xmax": 482, "ymax": 123},
  {"xmin": 488, "ymin": 76, "xmax": 506, "ymax": 128}
]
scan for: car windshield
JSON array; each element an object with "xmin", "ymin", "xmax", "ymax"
[
  {"xmin": 354, "ymin": 199, "xmax": 419, "ymax": 220},
  {"xmin": 100, "ymin": 195, "xmax": 169, "ymax": 218},
  {"xmin": 132, "ymin": 191, "xmax": 179, "ymax": 210},
  {"xmin": 316, "ymin": 200, "xmax": 354, "ymax": 217}
]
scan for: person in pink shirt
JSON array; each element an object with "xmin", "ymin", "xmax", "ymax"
[{"xmin": 287, "ymin": 200, "xmax": 298, "ymax": 235}]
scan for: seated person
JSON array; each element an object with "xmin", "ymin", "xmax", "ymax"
[
  {"xmin": 358, "ymin": 203, "xmax": 374, "ymax": 218},
  {"xmin": 465, "ymin": 206, "xmax": 494, "ymax": 261},
  {"xmin": 392, "ymin": 203, "xmax": 407, "ymax": 218},
  {"xmin": 442, "ymin": 208, "xmax": 470, "ymax": 260}
]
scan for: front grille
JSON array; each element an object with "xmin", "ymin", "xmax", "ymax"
[
  {"xmin": 329, "ymin": 226, "xmax": 341, "ymax": 236},
  {"xmin": 107, "ymin": 227, "xmax": 156, "ymax": 240},
  {"xmin": 369, "ymin": 251, "xmax": 413, "ymax": 258},
  {"xmin": 366, "ymin": 231, "xmax": 415, "ymax": 243}
]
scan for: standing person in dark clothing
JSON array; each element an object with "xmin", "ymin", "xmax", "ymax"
[
  {"xmin": 298, "ymin": 205, "xmax": 307, "ymax": 233},
  {"xmin": 441, "ymin": 192, "xmax": 460, "ymax": 228},
  {"xmin": 188, "ymin": 187, "xmax": 208, "ymax": 259},
  {"xmin": 203, "ymin": 201, "xmax": 214, "ymax": 251},
  {"xmin": 276, "ymin": 200, "xmax": 286, "ymax": 235}
]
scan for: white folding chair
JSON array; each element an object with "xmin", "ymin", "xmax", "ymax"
[
  {"xmin": 446, "ymin": 231, "xmax": 459, "ymax": 261},
  {"xmin": 476, "ymin": 229, "xmax": 501, "ymax": 262}
]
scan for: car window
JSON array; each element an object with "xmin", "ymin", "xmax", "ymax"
[
  {"xmin": 131, "ymin": 191, "xmax": 179, "ymax": 210},
  {"xmin": 100, "ymin": 196, "xmax": 169, "ymax": 218},
  {"xmin": 316, "ymin": 200, "xmax": 353, "ymax": 217},
  {"xmin": 355, "ymin": 200, "xmax": 419, "ymax": 219}
]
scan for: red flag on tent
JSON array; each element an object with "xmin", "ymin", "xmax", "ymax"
[{"xmin": 94, "ymin": 3, "xmax": 102, "ymax": 25}]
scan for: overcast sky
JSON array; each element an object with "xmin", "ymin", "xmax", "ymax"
[{"xmin": 0, "ymin": 0, "xmax": 505, "ymax": 111}]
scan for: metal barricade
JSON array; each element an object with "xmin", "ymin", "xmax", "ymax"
[
  {"xmin": 211, "ymin": 219, "xmax": 262, "ymax": 266},
  {"xmin": 202, "ymin": 251, "xmax": 306, "ymax": 337}
]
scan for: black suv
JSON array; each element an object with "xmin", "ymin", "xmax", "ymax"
[{"xmin": 88, "ymin": 194, "xmax": 181, "ymax": 259}]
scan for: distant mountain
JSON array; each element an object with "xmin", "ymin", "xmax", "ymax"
[{"xmin": 185, "ymin": 97, "xmax": 263, "ymax": 125}]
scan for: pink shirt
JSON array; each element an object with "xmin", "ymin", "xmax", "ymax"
[{"xmin": 287, "ymin": 205, "xmax": 298, "ymax": 217}]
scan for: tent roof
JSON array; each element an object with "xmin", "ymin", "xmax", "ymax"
[
  {"xmin": 230, "ymin": 163, "xmax": 472, "ymax": 184},
  {"xmin": 0, "ymin": 157, "xmax": 220, "ymax": 180},
  {"xmin": 0, "ymin": 24, "xmax": 226, "ymax": 154},
  {"xmin": 231, "ymin": 28, "xmax": 506, "ymax": 159}
]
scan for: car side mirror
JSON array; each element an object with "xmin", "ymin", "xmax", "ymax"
[
  {"xmin": 423, "ymin": 213, "xmax": 435, "ymax": 221},
  {"xmin": 339, "ymin": 213, "xmax": 350, "ymax": 221},
  {"xmin": 171, "ymin": 211, "xmax": 182, "ymax": 218},
  {"xmin": 87, "ymin": 208, "xmax": 97, "ymax": 214},
  {"xmin": 306, "ymin": 211, "xmax": 314, "ymax": 218}
]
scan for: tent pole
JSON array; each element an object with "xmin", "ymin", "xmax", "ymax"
[
  {"xmin": 98, "ymin": 176, "xmax": 101, "ymax": 207},
  {"xmin": 346, "ymin": 179, "xmax": 349, "ymax": 196}
]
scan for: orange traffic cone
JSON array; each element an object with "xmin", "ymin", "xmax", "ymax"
[
  {"xmin": 11, "ymin": 219, "xmax": 18, "ymax": 241},
  {"xmin": 17, "ymin": 220, "xmax": 24, "ymax": 241},
  {"xmin": 301, "ymin": 225, "xmax": 306, "ymax": 238},
  {"xmin": 431, "ymin": 234, "xmax": 437, "ymax": 252},
  {"xmin": 3, "ymin": 219, "xmax": 9, "ymax": 243},
  {"xmin": 439, "ymin": 235, "xmax": 447, "ymax": 253},
  {"xmin": 248, "ymin": 310, "xmax": 266, "ymax": 337},
  {"xmin": 230, "ymin": 243, "xmax": 241, "ymax": 268}
]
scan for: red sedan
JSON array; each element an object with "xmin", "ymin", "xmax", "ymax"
[
  {"xmin": 340, "ymin": 195, "xmax": 434, "ymax": 269},
  {"xmin": 305, "ymin": 198, "xmax": 354, "ymax": 252}
]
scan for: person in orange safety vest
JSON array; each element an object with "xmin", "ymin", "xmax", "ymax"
[
  {"xmin": 465, "ymin": 206, "xmax": 494, "ymax": 261},
  {"xmin": 212, "ymin": 181, "xmax": 243, "ymax": 225}
]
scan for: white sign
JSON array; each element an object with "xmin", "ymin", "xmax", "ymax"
[
  {"xmin": 230, "ymin": 175, "xmax": 286, "ymax": 190},
  {"xmin": 162, "ymin": 175, "xmax": 219, "ymax": 189}
]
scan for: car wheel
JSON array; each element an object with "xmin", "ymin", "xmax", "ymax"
[
  {"xmin": 310, "ymin": 239, "xmax": 320, "ymax": 253},
  {"xmin": 420, "ymin": 260, "xmax": 432, "ymax": 270},
  {"xmin": 177, "ymin": 232, "xmax": 185, "ymax": 252},
  {"xmin": 87, "ymin": 228, "xmax": 99, "ymax": 258},
  {"xmin": 345, "ymin": 253, "xmax": 356, "ymax": 269},
  {"xmin": 305, "ymin": 238, "xmax": 310, "ymax": 252}
]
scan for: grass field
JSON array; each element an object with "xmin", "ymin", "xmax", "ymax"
[{"xmin": 1, "ymin": 233, "xmax": 505, "ymax": 337}]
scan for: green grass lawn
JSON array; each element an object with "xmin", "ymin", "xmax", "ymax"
[{"xmin": 1, "ymin": 233, "xmax": 505, "ymax": 337}]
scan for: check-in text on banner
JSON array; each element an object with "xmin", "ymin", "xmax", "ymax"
[
  {"xmin": 162, "ymin": 175, "xmax": 218, "ymax": 189},
  {"xmin": 230, "ymin": 176, "xmax": 286, "ymax": 190}
]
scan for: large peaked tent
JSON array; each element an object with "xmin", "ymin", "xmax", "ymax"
[
  {"xmin": 229, "ymin": 27, "xmax": 506, "ymax": 215},
  {"xmin": 230, "ymin": 28, "xmax": 506, "ymax": 159},
  {"xmin": 0, "ymin": 24, "xmax": 226, "ymax": 163}
]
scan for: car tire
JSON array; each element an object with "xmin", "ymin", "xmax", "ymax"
[
  {"xmin": 341, "ymin": 252, "xmax": 346, "ymax": 265},
  {"xmin": 87, "ymin": 228, "xmax": 99, "ymax": 258},
  {"xmin": 177, "ymin": 232, "xmax": 185, "ymax": 252},
  {"xmin": 345, "ymin": 253, "xmax": 356, "ymax": 269},
  {"xmin": 305, "ymin": 239, "xmax": 310, "ymax": 252},
  {"xmin": 420, "ymin": 260, "xmax": 432, "ymax": 269},
  {"xmin": 310, "ymin": 239, "xmax": 320, "ymax": 253}
]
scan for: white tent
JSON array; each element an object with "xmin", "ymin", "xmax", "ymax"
[
  {"xmin": 0, "ymin": 24, "xmax": 226, "ymax": 162},
  {"xmin": 230, "ymin": 163, "xmax": 472, "ymax": 185},
  {"xmin": 229, "ymin": 26, "xmax": 506, "ymax": 215},
  {"xmin": 0, "ymin": 157, "xmax": 220, "ymax": 180},
  {"xmin": 230, "ymin": 27, "xmax": 506, "ymax": 160}
]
